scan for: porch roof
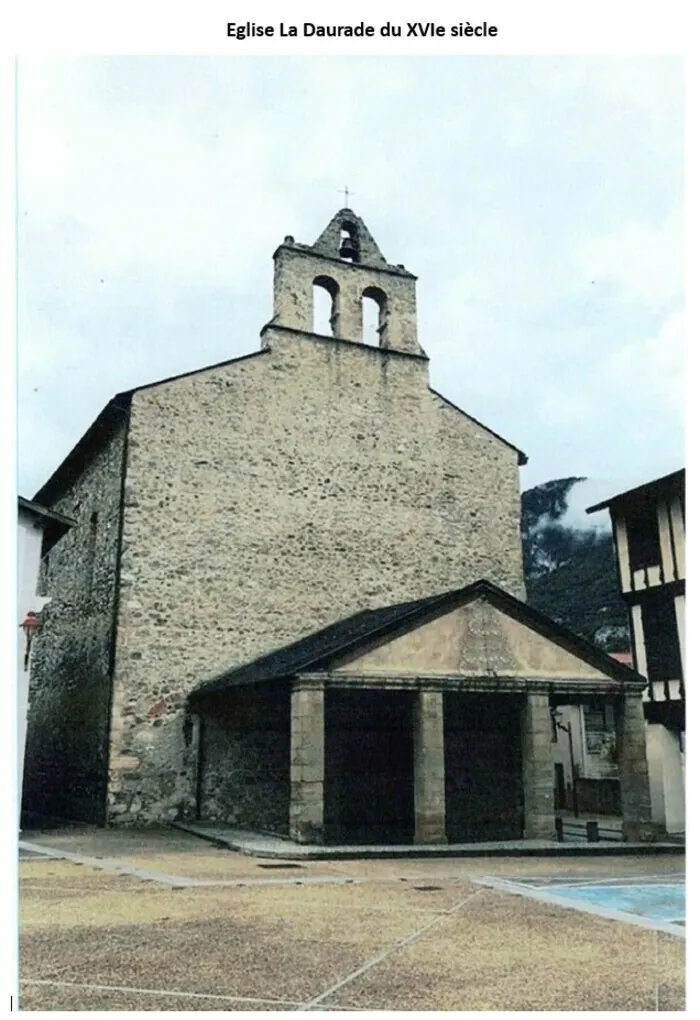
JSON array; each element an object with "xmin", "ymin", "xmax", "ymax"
[{"xmin": 188, "ymin": 579, "xmax": 643, "ymax": 704}]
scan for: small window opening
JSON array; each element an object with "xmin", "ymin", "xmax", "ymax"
[
  {"xmin": 86, "ymin": 511, "xmax": 98, "ymax": 605},
  {"xmin": 183, "ymin": 716, "xmax": 194, "ymax": 747},
  {"xmin": 362, "ymin": 287, "xmax": 388, "ymax": 347},
  {"xmin": 313, "ymin": 276, "xmax": 339, "ymax": 336}
]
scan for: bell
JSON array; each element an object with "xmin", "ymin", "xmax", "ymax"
[{"xmin": 339, "ymin": 235, "xmax": 359, "ymax": 261}]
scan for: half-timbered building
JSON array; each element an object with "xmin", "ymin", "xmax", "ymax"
[{"xmin": 587, "ymin": 470, "xmax": 685, "ymax": 834}]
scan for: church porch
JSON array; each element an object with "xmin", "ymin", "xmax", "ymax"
[
  {"xmin": 289, "ymin": 677, "xmax": 571, "ymax": 847},
  {"xmin": 187, "ymin": 580, "xmax": 656, "ymax": 847}
]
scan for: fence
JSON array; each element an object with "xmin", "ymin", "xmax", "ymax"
[{"xmin": 555, "ymin": 817, "xmax": 623, "ymax": 843}]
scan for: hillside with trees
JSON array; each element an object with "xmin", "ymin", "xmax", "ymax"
[{"xmin": 521, "ymin": 477, "xmax": 630, "ymax": 652}]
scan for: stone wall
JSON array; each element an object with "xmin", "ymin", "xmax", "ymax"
[
  {"xmin": 198, "ymin": 686, "xmax": 290, "ymax": 834},
  {"xmin": 107, "ymin": 328, "xmax": 524, "ymax": 823},
  {"xmin": 22, "ymin": 420, "xmax": 127, "ymax": 825}
]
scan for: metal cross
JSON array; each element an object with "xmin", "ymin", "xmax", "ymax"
[{"xmin": 338, "ymin": 185, "xmax": 354, "ymax": 206}]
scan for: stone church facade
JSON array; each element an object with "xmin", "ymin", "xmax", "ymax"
[{"xmin": 23, "ymin": 210, "xmax": 654, "ymax": 842}]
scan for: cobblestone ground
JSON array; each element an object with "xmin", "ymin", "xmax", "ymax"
[{"xmin": 18, "ymin": 829, "xmax": 685, "ymax": 1011}]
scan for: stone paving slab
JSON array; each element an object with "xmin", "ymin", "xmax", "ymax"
[
  {"xmin": 173, "ymin": 821, "xmax": 684, "ymax": 858},
  {"xmin": 320, "ymin": 892, "xmax": 685, "ymax": 1012},
  {"xmin": 19, "ymin": 984, "xmax": 295, "ymax": 1011},
  {"xmin": 18, "ymin": 830, "xmax": 687, "ymax": 1011}
]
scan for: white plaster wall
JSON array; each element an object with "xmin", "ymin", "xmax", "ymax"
[
  {"xmin": 551, "ymin": 706, "xmax": 585, "ymax": 786},
  {"xmin": 17, "ymin": 512, "xmax": 50, "ymax": 810},
  {"xmin": 646, "ymin": 723, "xmax": 685, "ymax": 833}
]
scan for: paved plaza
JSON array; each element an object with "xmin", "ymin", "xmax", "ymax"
[{"xmin": 18, "ymin": 828, "xmax": 685, "ymax": 1011}]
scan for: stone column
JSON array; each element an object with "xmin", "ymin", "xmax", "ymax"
[
  {"xmin": 289, "ymin": 680, "xmax": 325, "ymax": 844},
  {"xmin": 413, "ymin": 690, "xmax": 446, "ymax": 844},
  {"xmin": 521, "ymin": 692, "xmax": 555, "ymax": 840},
  {"xmin": 336, "ymin": 284, "xmax": 363, "ymax": 344},
  {"xmin": 617, "ymin": 693, "xmax": 656, "ymax": 841}
]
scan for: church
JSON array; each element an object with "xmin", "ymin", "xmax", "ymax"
[{"xmin": 23, "ymin": 209, "xmax": 655, "ymax": 844}]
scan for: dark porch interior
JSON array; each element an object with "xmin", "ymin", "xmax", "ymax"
[
  {"xmin": 324, "ymin": 688, "xmax": 414, "ymax": 844},
  {"xmin": 197, "ymin": 683, "xmax": 290, "ymax": 834},
  {"xmin": 444, "ymin": 692, "xmax": 524, "ymax": 842}
]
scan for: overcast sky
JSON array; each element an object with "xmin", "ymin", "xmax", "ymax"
[{"xmin": 17, "ymin": 56, "xmax": 684, "ymax": 508}]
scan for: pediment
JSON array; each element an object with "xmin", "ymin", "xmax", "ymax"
[{"xmin": 332, "ymin": 597, "xmax": 615, "ymax": 683}]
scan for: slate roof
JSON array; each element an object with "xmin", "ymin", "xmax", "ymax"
[
  {"xmin": 18, "ymin": 496, "xmax": 75, "ymax": 553},
  {"xmin": 188, "ymin": 579, "xmax": 643, "ymax": 704}
]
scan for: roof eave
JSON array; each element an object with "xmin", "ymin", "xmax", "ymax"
[{"xmin": 586, "ymin": 468, "xmax": 685, "ymax": 515}]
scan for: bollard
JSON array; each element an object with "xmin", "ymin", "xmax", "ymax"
[
  {"xmin": 586, "ymin": 821, "xmax": 600, "ymax": 842},
  {"xmin": 554, "ymin": 816, "xmax": 564, "ymax": 842}
]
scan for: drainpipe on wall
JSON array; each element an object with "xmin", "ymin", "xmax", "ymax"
[{"xmin": 552, "ymin": 709, "xmax": 579, "ymax": 819}]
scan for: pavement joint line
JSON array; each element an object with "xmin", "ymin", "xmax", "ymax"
[
  {"xmin": 296, "ymin": 887, "xmax": 485, "ymax": 1011},
  {"xmin": 19, "ymin": 841, "xmax": 201, "ymax": 886},
  {"xmin": 20, "ymin": 978, "xmax": 302, "ymax": 1008},
  {"xmin": 472, "ymin": 876, "xmax": 686, "ymax": 938},
  {"xmin": 19, "ymin": 841, "xmax": 366, "ymax": 889},
  {"xmin": 522, "ymin": 874, "xmax": 686, "ymax": 890}
]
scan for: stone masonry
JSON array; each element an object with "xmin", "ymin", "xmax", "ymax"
[
  {"xmin": 289, "ymin": 681, "xmax": 325, "ymax": 843},
  {"xmin": 22, "ymin": 416, "xmax": 128, "ymax": 824},
  {"xmin": 412, "ymin": 690, "xmax": 447, "ymax": 843},
  {"xmin": 25, "ymin": 210, "xmax": 527, "ymax": 827},
  {"xmin": 521, "ymin": 692, "xmax": 556, "ymax": 839},
  {"xmin": 617, "ymin": 693, "xmax": 655, "ymax": 841}
]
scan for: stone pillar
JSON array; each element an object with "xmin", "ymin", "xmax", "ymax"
[
  {"xmin": 617, "ymin": 693, "xmax": 656, "ymax": 841},
  {"xmin": 336, "ymin": 284, "xmax": 363, "ymax": 343},
  {"xmin": 413, "ymin": 690, "xmax": 446, "ymax": 844},
  {"xmin": 521, "ymin": 692, "xmax": 555, "ymax": 840},
  {"xmin": 289, "ymin": 681, "xmax": 325, "ymax": 844}
]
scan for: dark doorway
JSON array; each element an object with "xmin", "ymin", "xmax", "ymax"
[
  {"xmin": 324, "ymin": 689, "xmax": 414, "ymax": 844},
  {"xmin": 444, "ymin": 693, "xmax": 523, "ymax": 842}
]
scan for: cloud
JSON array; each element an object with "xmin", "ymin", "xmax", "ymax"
[
  {"xmin": 16, "ymin": 56, "xmax": 684, "ymax": 497},
  {"xmin": 603, "ymin": 312, "xmax": 684, "ymax": 414},
  {"xmin": 575, "ymin": 212, "xmax": 682, "ymax": 313},
  {"xmin": 559, "ymin": 479, "xmax": 614, "ymax": 533}
]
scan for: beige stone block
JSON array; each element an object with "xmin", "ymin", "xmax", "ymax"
[{"xmin": 111, "ymin": 755, "xmax": 140, "ymax": 771}]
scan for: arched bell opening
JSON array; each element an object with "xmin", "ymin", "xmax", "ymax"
[
  {"xmin": 339, "ymin": 221, "xmax": 361, "ymax": 263},
  {"xmin": 313, "ymin": 275, "xmax": 340, "ymax": 337},
  {"xmin": 362, "ymin": 286, "xmax": 389, "ymax": 347}
]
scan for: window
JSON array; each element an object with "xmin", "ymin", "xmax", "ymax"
[
  {"xmin": 583, "ymin": 704, "xmax": 615, "ymax": 754},
  {"xmin": 85, "ymin": 511, "xmax": 98, "ymax": 604},
  {"xmin": 642, "ymin": 595, "xmax": 683, "ymax": 682},
  {"xmin": 625, "ymin": 502, "xmax": 661, "ymax": 571},
  {"xmin": 584, "ymin": 706, "xmax": 605, "ymax": 753}
]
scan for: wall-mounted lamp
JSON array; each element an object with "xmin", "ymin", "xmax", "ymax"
[{"xmin": 20, "ymin": 611, "xmax": 40, "ymax": 671}]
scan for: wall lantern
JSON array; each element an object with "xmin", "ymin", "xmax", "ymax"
[{"xmin": 20, "ymin": 611, "xmax": 40, "ymax": 671}]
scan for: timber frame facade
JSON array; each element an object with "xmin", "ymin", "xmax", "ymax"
[{"xmin": 587, "ymin": 469, "xmax": 685, "ymax": 834}]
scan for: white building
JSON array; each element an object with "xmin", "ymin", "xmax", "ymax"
[{"xmin": 18, "ymin": 497, "xmax": 73, "ymax": 815}]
